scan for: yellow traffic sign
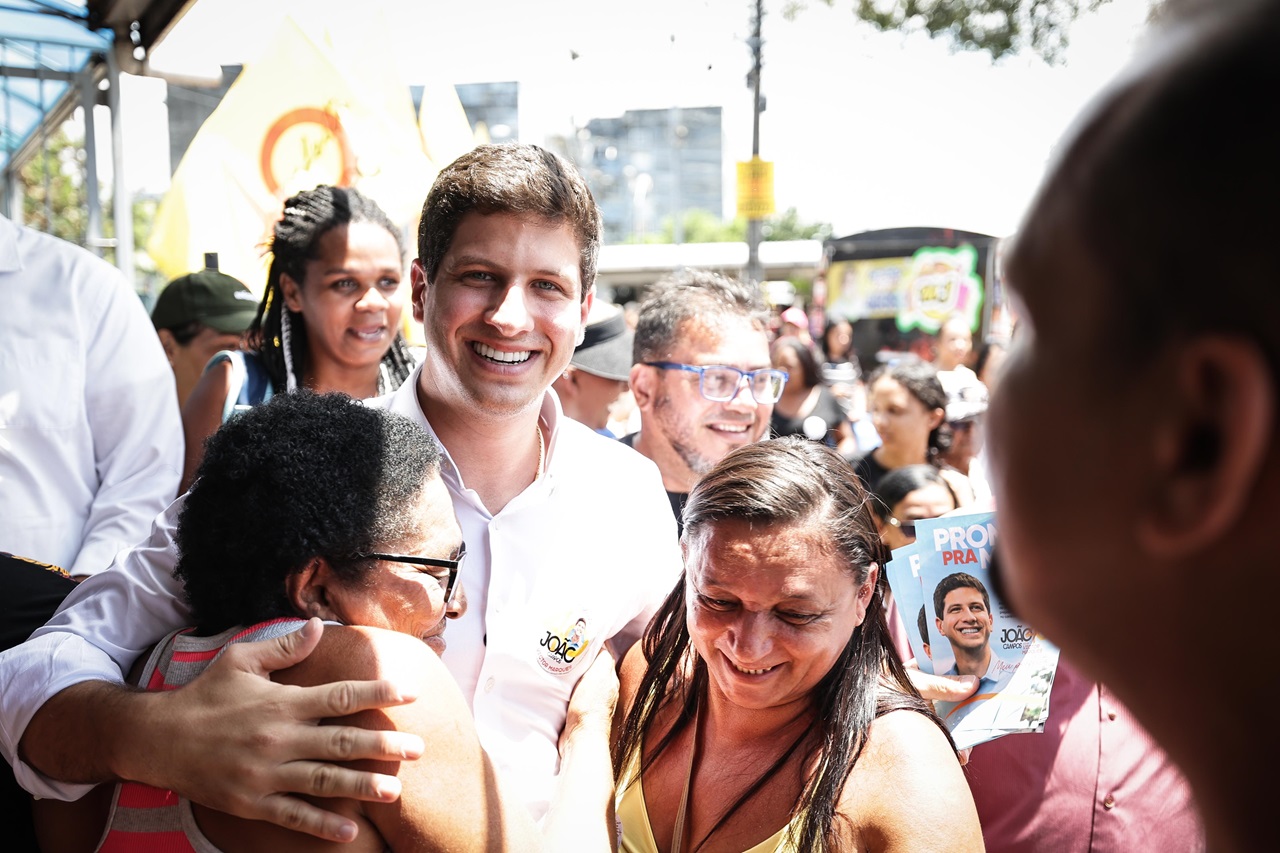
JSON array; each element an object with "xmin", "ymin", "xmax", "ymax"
[{"xmin": 736, "ymin": 157, "xmax": 775, "ymax": 219}]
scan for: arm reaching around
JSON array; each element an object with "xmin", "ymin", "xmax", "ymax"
[
  {"xmin": 548, "ymin": 647, "xmax": 620, "ymax": 852},
  {"xmin": 22, "ymin": 619, "xmax": 425, "ymax": 844}
]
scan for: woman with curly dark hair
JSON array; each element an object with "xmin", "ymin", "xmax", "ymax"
[
  {"xmin": 179, "ymin": 185, "xmax": 418, "ymax": 491},
  {"xmin": 37, "ymin": 392, "xmax": 615, "ymax": 853},
  {"xmin": 612, "ymin": 437, "xmax": 981, "ymax": 853}
]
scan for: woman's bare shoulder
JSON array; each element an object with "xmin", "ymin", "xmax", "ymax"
[
  {"xmin": 276, "ymin": 625, "xmax": 467, "ymax": 723},
  {"xmin": 835, "ymin": 710, "xmax": 984, "ymax": 853}
]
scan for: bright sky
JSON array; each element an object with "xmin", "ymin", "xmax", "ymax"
[{"xmin": 126, "ymin": 0, "xmax": 1155, "ymax": 241}]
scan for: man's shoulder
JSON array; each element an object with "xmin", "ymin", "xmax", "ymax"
[{"xmin": 4, "ymin": 221, "xmax": 125, "ymax": 284}]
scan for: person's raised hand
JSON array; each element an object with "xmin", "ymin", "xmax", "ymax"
[
  {"xmin": 121, "ymin": 618, "xmax": 424, "ymax": 843},
  {"xmin": 903, "ymin": 661, "xmax": 977, "ymax": 765},
  {"xmin": 905, "ymin": 662, "xmax": 979, "ymax": 705}
]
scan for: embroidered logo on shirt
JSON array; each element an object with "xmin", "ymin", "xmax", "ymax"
[{"xmin": 536, "ymin": 616, "xmax": 591, "ymax": 675}]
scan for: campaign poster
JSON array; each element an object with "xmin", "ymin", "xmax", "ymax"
[
  {"xmin": 914, "ymin": 511, "xmax": 1059, "ymax": 749},
  {"xmin": 883, "ymin": 542, "xmax": 931, "ymax": 672}
]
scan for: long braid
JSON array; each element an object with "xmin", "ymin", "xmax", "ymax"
[{"xmin": 248, "ymin": 185, "xmax": 410, "ymax": 393}]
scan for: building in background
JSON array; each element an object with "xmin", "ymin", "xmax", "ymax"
[{"xmin": 573, "ymin": 106, "xmax": 722, "ymax": 245}]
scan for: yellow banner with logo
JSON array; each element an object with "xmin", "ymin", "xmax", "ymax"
[{"xmin": 147, "ymin": 14, "xmax": 454, "ymax": 297}]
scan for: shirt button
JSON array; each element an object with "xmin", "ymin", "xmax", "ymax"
[
  {"xmin": 1107, "ymin": 711, "xmax": 1117, "ymax": 721},
  {"xmin": 1103, "ymin": 795, "xmax": 1116, "ymax": 810},
  {"xmin": 484, "ymin": 677, "xmax": 496, "ymax": 693}
]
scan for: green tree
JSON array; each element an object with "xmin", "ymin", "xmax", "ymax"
[
  {"xmin": 799, "ymin": 0, "xmax": 1113, "ymax": 64},
  {"xmin": 759, "ymin": 207, "xmax": 834, "ymax": 242},
  {"xmin": 20, "ymin": 127, "xmax": 90, "ymax": 243},
  {"xmin": 646, "ymin": 207, "xmax": 832, "ymax": 245},
  {"xmin": 19, "ymin": 123, "xmax": 159, "ymax": 291}
]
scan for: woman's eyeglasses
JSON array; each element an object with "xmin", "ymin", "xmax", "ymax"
[{"xmin": 356, "ymin": 543, "xmax": 466, "ymax": 604}]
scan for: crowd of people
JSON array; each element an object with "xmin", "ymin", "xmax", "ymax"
[{"xmin": 1, "ymin": 0, "xmax": 1271, "ymax": 850}]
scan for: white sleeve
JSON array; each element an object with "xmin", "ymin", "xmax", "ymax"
[
  {"xmin": 613, "ymin": 463, "xmax": 684, "ymax": 656},
  {"xmin": 70, "ymin": 273, "xmax": 183, "ymax": 578},
  {"xmin": 0, "ymin": 496, "xmax": 190, "ymax": 799}
]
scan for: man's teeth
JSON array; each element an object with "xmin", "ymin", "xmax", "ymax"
[
  {"xmin": 474, "ymin": 343, "xmax": 532, "ymax": 364},
  {"xmin": 714, "ymin": 424, "xmax": 749, "ymax": 433}
]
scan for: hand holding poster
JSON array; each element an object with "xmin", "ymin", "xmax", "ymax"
[{"xmin": 905, "ymin": 510, "xmax": 1060, "ymax": 750}]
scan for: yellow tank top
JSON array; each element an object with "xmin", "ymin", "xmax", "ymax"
[{"xmin": 615, "ymin": 754, "xmax": 804, "ymax": 853}]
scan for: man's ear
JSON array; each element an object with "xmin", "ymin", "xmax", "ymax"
[
  {"xmin": 285, "ymin": 557, "xmax": 344, "ymax": 622},
  {"xmin": 1137, "ymin": 336, "xmax": 1275, "ymax": 557},
  {"xmin": 156, "ymin": 328, "xmax": 178, "ymax": 364},
  {"xmin": 410, "ymin": 259, "xmax": 429, "ymax": 325},
  {"xmin": 577, "ymin": 285, "xmax": 594, "ymax": 344},
  {"xmin": 630, "ymin": 362, "xmax": 657, "ymax": 409}
]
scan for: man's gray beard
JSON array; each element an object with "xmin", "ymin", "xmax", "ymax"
[
  {"xmin": 671, "ymin": 437, "xmax": 716, "ymax": 481},
  {"xmin": 653, "ymin": 392, "xmax": 718, "ymax": 483}
]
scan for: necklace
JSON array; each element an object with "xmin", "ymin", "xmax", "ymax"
[{"xmin": 534, "ymin": 420, "xmax": 545, "ymax": 480}]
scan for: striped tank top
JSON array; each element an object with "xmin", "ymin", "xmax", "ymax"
[{"xmin": 95, "ymin": 618, "xmax": 309, "ymax": 853}]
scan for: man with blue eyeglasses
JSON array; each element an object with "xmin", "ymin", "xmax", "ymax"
[{"xmin": 621, "ymin": 270, "xmax": 783, "ymax": 532}]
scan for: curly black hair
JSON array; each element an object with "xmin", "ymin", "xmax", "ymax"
[{"xmin": 175, "ymin": 391, "xmax": 441, "ymax": 634}]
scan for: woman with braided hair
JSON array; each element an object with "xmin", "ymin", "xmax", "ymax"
[{"xmin": 180, "ymin": 184, "xmax": 417, "ymax": 490}]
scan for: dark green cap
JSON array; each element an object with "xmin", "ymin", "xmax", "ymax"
[{"xmin": 151, "ymin": 270, "xmax": 258, "ymax": 333}]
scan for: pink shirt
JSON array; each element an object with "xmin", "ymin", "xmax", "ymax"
[{"xmin": 964, "ymin": 659, "xmax": 1205, "ymax": 853}]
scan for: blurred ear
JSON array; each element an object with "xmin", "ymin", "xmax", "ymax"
[
  {"xmin": 552, "ymin": 366, "xmax": 579, "ymax": 401},
  {"xmin": 156, "ymin": 328, "xmax": 178, "ymax": 364},
  {"xmin": 285, "ymin": 557, "xmax": 344, "ymax": 622},
  {"xmin": 410, "ymin": 259, "xmax": 429, "ymax": 325},
  {"xmin": 1137, "ymin": 336, "xmax": 1274, "ymax": 557},
  {"xmin": 630, "ymin": 363, "xmax": 658, "ymax": 410},
  {"xmin": 280, "ymin": 272, "xmax": 304, "ymax": 313},
  {"xmin": 927, "ymin": 407, "xmax": 945, "ymax": 431}
]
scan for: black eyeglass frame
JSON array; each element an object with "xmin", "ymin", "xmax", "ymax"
[
  {"xmin": 643, "ymin": 361, "xmax": 790, "ymax": 404},
  {"xmin": 356, "ymin": 543, "xmax": 466, "ymax": 605}
]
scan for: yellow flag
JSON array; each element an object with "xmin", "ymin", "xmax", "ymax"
[
  {"xmin": 417, "ymin": 72, "xmax": 477, "ymax": 173},
  {"xmin": 147, "ymin": 14, "xmax": 436, "ymax": 294}
]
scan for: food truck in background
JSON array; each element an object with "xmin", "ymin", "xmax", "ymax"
[{"xmin": 818, "ymin": 226, "xmax": 1011, "ymax": 370}]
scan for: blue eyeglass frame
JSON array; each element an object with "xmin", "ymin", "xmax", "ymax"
[{"xmin": 643, "ymin": 361, "xmax": 789, "ymax": 404}]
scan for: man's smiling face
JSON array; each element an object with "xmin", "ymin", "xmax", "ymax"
[
  {"xmin": 412, "ymin": 211, "xmax": 591, "ymax": 421},
  {"xmin": 937, "ymin": 586, "xmax": 993, "ymax": 653},
  {"xmin": 639, "ymin": 315, "xmax": 773, "ymax": 486}
]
